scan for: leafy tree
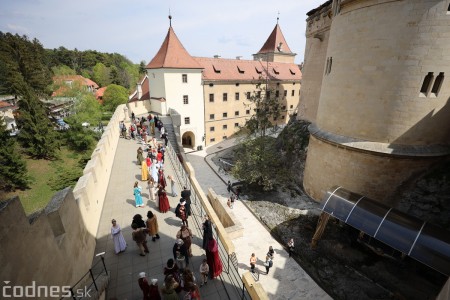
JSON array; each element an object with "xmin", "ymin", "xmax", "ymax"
[
  {"xmin": 0, "ymin": 117, "xmax": 29, "ymax": 191},
  {"xmin": 51, "ymin": 65, "xmax": 76, "ymax": 76},
  {"xmin": 0, "ymin": 32, "xmax": 52, "ymax": 97},
  {"xmin": 71, "ymin": 93, "xmax": 102, "ymax": 126},
  {"xmin": 109, "ymin": 66, "xmax": 121, "ymax": 85},
  {"xmin": 231, "ymin": 137, "xmax": 286, "ymax": 191},
  {"xmin": 64, "ymin": 123, "xmax": 95, "ymax": 152},
  {"xmin": 92, "ymin": 62, "xmax": 110, "ymax": 87},
  {"xmin": 102, "ymin": 84, "xmax": 128, "ymax": 112},
  {"xmin": 231, "ymin": 82, "xmax": 284, "ymax": 191}
]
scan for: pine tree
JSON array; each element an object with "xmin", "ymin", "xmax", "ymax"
[
  {"xmin": 0, "ymin": 32, "xmax": 58, "ymax": 158},
  {"xmin": 0, "ymin": 117, "xmax": 29, "ymax": 191},
  {"xmin": 17, "ymin": 87, "xmax": 59, "ymax": 158}
]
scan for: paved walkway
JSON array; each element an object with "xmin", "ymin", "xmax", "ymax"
[
  {"xmin": 93, "ymin": 117, "xmax": 239, "ymax": 300},
  {"xmin": 185, "ymin": 137, "xmax": 331, "ymax": 300},
  {"xmin": 93, "ymin": 115, "xmax": 330, "ymax": 299}
]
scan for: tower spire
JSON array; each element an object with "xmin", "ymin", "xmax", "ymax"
[
  {"xmin": 277, "ymin": 11, "xmax": 280, "ymax": 24},
  {"xmin": 169, "ymin": 9, "xmax": 172, "ymax": 27}
]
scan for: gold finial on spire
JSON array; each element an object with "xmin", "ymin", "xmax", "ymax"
[{"xmin": 169, "ymin": 8, "xmax": 172, "ymax": 27}]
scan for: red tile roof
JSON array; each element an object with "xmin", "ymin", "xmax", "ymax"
[
  {"xmin": 52, "ymin": 75, "xmax": 99, "ymax": 96},
  {"xmin": 146, "ymin": 27, "xmax": 202, "ymax": 69},
  {"xmin": 194, "ymin": 57, "xmax": 301, "ymax": 82},
  {"xmin": 257, "ymin": 24, "xmax": 293, "ymax": 54}
]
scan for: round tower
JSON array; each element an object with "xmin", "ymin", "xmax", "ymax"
[{"xmin": 303, "ymin": 0, "xmax": 450, "ymax": 205}]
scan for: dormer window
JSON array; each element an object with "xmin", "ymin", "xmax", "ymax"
[
  {"xmin": 255, "ymin": 66, "xmax": 262, "ymax": 74},
  {"xmin": 277, "ymin": 42, "xmax": 283, "ymax": 52},
  {"xmin": 213, "ymin": 65, "xmax": 221, "ymax": 73}
]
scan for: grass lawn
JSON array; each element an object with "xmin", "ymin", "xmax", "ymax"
[{"xmin": 5, "ymin": 147, "xmax": 85, "ymax": 215}]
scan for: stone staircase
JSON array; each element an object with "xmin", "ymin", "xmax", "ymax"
[{"xmin": 159, "ymin": 116, "xmax": 181, "ymax": 154}]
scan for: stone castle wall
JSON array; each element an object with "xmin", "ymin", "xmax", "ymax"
[
  {"xmin": 0, "ymin": 104, "xmax": 125, "ymax": 295},
  {"xmin": 302, "ymin": 0, "xmax": 450, "ymax": 205},
  {"xmin": 298, "ymin": 1, "xmax": 332, "ymax": 122}
]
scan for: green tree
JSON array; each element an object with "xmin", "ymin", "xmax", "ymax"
[
  {"xmin": 109, "ymin": 66, "xmax": 121, "ymax": 85},
  {"xmin": 51, "ymin": 65, "xmax": 76, "ymax": 76},
  {"xmin": 92, "ymin": 62, "xmax": 110, "ymax": 87},
  {"xmin": 17, "ymin": 88, "xmax": 60, "ymax": 158},
  {"xmin": 231, "ymin": 83, "xmax": 284, "ymax": 191},
  {"xmin": 102, "ymin": 84, "xmax": 128, "ymax": 112},
  {"xmin": 64, "ymin": 123, "xmax": 95, "ymax": 152},
  {"xmin": 139, "ymin": 61, "xmax": 147, "ymax": 74},
  {"xmin": 0, "ymin": 117, "xmax": 29, "ymax": 191}
]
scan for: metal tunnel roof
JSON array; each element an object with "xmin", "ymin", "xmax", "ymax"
[{"xmin": 321, "ymin": 186, "xmax": 450, "ymax": 276}]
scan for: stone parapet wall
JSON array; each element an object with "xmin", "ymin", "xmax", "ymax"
[
  {"xmin": 303, "ymin": 135, "xmax": 444, "ymax": 206},
  {"xmin": 206, "ymin": 189, "xmax": 244, "ymax": 239},
  {"xmin": 0, "ymin": 104, "xmax": 125, "ymax": 292}
]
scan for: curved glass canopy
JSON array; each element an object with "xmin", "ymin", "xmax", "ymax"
[{"xmin": 321, "ymin": 186, "xmax": 450, "ymax": 276}]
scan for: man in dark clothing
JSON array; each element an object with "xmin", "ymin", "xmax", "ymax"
[
  {"xmin": 181, "ymin": 186, "xmax": 191, "ymax": 206},
  {"xmin": 175, "ymin": 199, "xmax": 190, "ymax": 227},
  {"xmin": 227, "ymin": 181, "xmax": 232, "ymax": 194},
  {"xmin": 161, "ymin": 132, "xmax": 169, "ymax": 147}
]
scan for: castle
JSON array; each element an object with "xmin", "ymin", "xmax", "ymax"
[
  {"xmin": 300, "ymin": 0, "xmax": 450, "ymax": 206},
  {"xmin": 129, "ymin": 19, "xmax": 302, "ymax": 148}
]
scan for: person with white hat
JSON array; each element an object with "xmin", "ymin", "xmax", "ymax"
[
  {"xmin": 172, "ymin": 238, "xmax": 189, "ymax": 270},
  {"xmin": 148, "ymin": 278, "xmax": 161, "ymax": 300},
  {"xmin": 138, "ymin": 272, "xmax": 150, "ymax": 300}
]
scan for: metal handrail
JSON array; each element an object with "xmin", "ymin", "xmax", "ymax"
[
  {"xmin": 59, "ymin": 255, "xmax": 108, "ymax": 300},
  {"xmin": 165, "ymin": 140, "xmax": 250, "ymax": 299}
]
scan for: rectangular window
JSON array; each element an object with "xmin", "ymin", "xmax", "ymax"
[
  {"xmin": 235, "ymin": 111, "xmax": 239, "ymax": 116},
  {"xmin": 275, "ymin": 90, "xmax": 279, "ymax": 97},
  {"xmin": 257, "ymin": 91, "xmax": 261, "ymax": 98},
  {"xmin": 209, "ymin": 94, "xmax": 214, "ymax": 102},
  {"xmin": 246, "ymin": 92, "xmax": 251, "ymax": 100},
  {"xmin": 235, "ymin": 92, "xmax": 239, "ymax": 100},
  {"xmin": 209, "ymin": 114, "xmax": 215, "ymax": 120},
  {"xmin": 266, "ymin": 90, "xmax": 271, "ymax": 97},
  {"xmin": 284, "ymin": 90, "xmax": 287, "ymax": 97},
  {"xmin": 420, "ymin": 72, "xmax": 434, "ymax": 96},
  {"xmin": 281, "ymin": 115, "xmax": 285, "ymax": 119},
  {"xmin": 290, "ymin": 105, "xmax": 293, "ymax": 109},
  {"xmin": 291, "ymin": 90, "xmax": 295, "ymax": 96},
  {"xmin": 223, "ymin": 112, "xmax": 228, "ymax": 118},
  {"xmin": 246, "ymin": 109, "xmax": 250, "ymax": 115},
  {"xmin": 223, "ymin": 124, "xmax": 227, "ymax": 129},
  {"xmin": 282, "ymin": 105, "xmax": 286, "ymax": 110},
  {"xmin": 184, "ymin": 117, "xmax": 190, "ymax": 124},
  {"xmin": 431, "ymin": 72, "xmax": 444, "ymax": 97},
  {"xmin": 234, "ymin": 123, "xmax": 239, "ymax": 127},
  {"xmin": 183, "ymin": 95, "xmax": 188, "ymax": 104},
  {"xmin": 223, "ymin": 93, "xmax": 228, "ymax": 101},
  {"xmin": 210, "ymin": 138, "xmax": 215, "ymax": 142},
  {"xmin": 182, "ymin": 74, "xmax": 187, "ymax": 83},
  {"xmin": 210, "ymin": 126, "xmax": 215, "ymax": 132}
]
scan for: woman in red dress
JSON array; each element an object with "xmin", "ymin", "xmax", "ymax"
[
  {"xmin": 206, "ymin": 237, "xmax": 223, "ymax": 279},
  {"xmin": 158, "ymin": 169, "xmax": 166, "ymax": 189},
  {"xmin": 158, "ymin": 185, "xmax": 170, "ymax": 213}
]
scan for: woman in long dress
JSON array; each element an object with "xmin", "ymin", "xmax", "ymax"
[
  {"xmin": 111, "ymin": 219, "xmax": 127, "ymax": 254},
  {"xmin": 167, "ymin": 175, "xmax": 177, "ymax": 197},
  {"xmin": 202, "ymin": 216, "xmax": 213, "ymax": 250},
  {"xmin": 157, "ymin": 185, "xmax": 170, "ymax": 213},
  {"xmin": 141, "ymin": 160, "xmax": 148, "ymax": 181},
  {"xmin": 137, "ymin": 147, "xmax": 144, "ymax": 165},
  {"xmin": 151, "ymin": 163, "xmax": 158, "ymax": 184},
  {"xmin": 206, "ymin": 237, "xmax": 223, "ymax": 279},
  {"xmin": 158, "ymin": 169, "xmax": 166, "ymax": 189},
  {"xmin": 134, "ymin": 181, "xmax": 144, "ymax": 207},
  {"xmin": 147, "ymin": 177, "xmax": 156, "ymax": 202},
  {"xmin": 146, "ymin": 210, "xmax": 160, "ymax": 242}
]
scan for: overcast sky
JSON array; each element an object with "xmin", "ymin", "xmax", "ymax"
[{"xmin": 0, "ymin": 0, "xmax": 325, "ymax": 65}]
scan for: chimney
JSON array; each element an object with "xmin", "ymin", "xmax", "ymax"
[
  {"xmin": 137, "ymin": 83, "xmax": 142, "ymax": 99},
  {"xmin": 214, "ymin": 55, "xmax": 221, "ymax": 59},
  {"xmin": 236, "ymin": 56, "xmax": 242, "ymax": 60}
]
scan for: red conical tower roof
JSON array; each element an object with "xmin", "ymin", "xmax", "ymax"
[
  {"xmin": 257, "ymin": 24, "xmax": 292, "ymax": 54},
  {"xmin": 147, "ymin": 26, "xmax": 202, "ymax": 69}
]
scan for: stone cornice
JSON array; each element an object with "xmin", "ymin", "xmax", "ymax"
[{"xmin": 308, "ymin": 123, "xmax": 450, "ymax": 157}]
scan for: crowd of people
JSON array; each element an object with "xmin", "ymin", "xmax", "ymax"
[{"xmin": 112, "ymin": 112, "xmax": 224, "ymax": 299}]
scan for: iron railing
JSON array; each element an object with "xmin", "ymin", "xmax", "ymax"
[
  {"xmin": 165, "ymin": 141, "xmax": 251, "ymax": 299},
  {"xmin": 59, "ymin": 254, "xmax": 108, "ymax": 300}
]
